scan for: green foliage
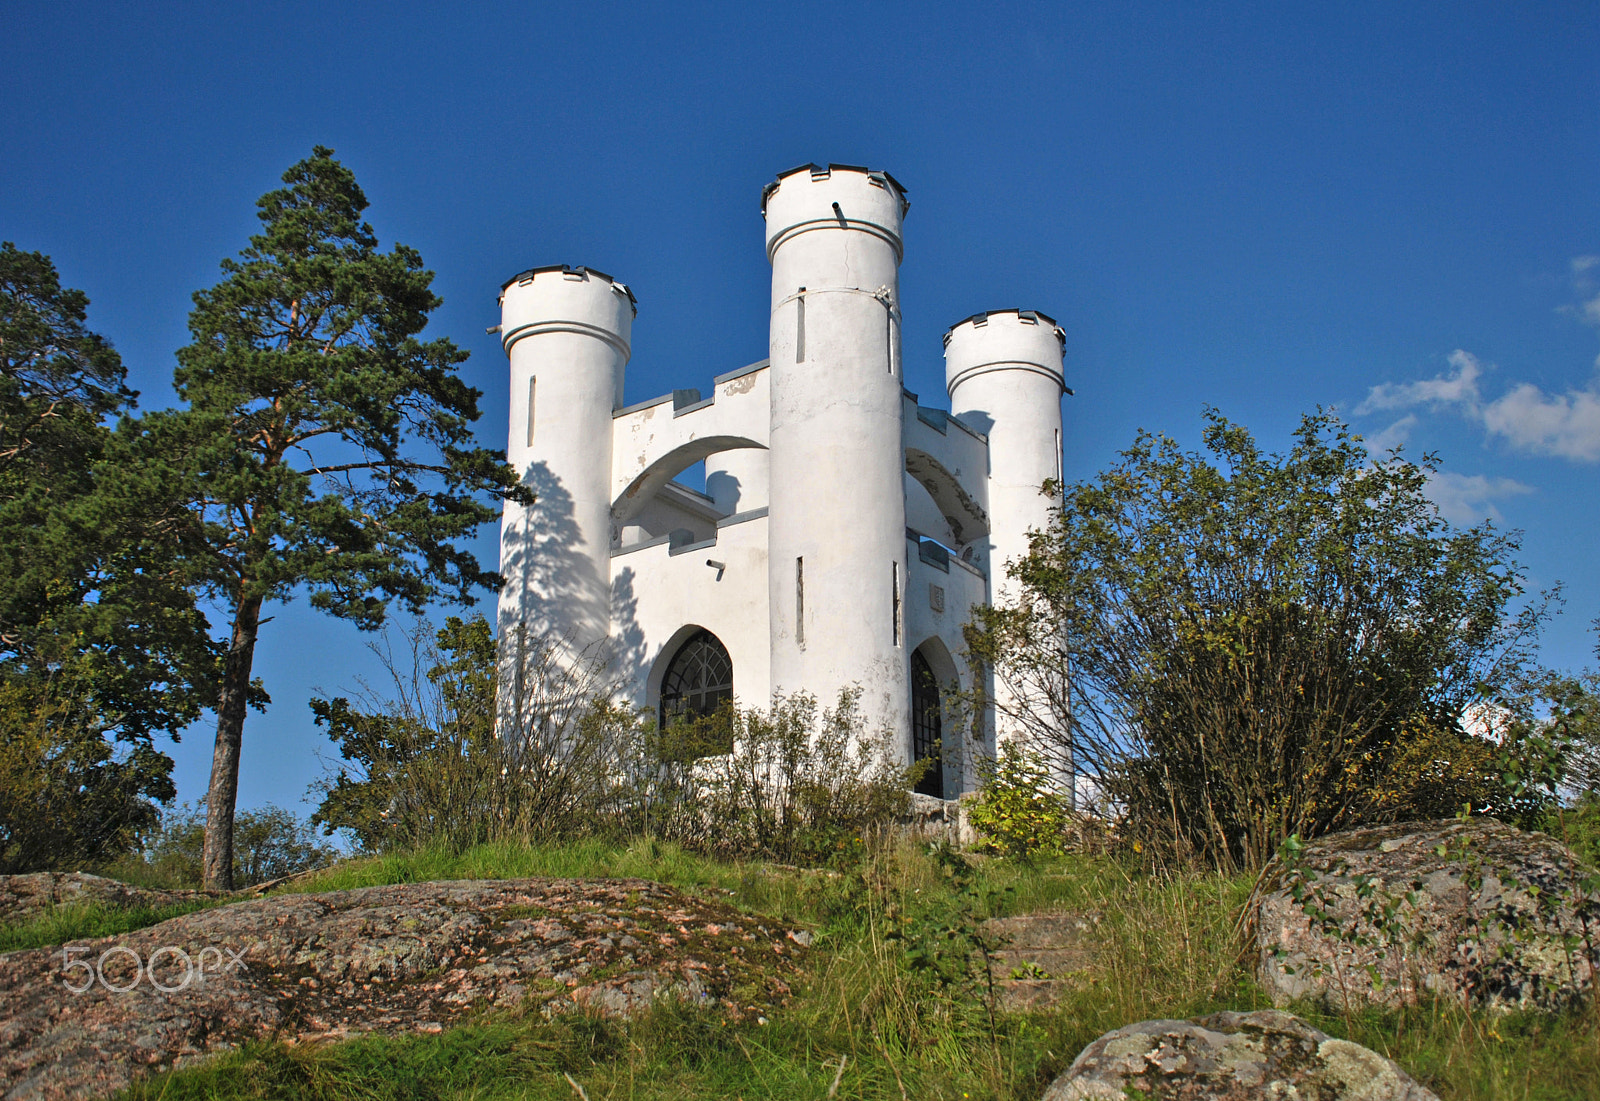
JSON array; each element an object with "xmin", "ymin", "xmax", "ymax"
[
  {"xmin": 148, "ymin": 146, "xmax": 526, "ymax": 630},
  {"xmin": 1548, "ymin": 796, "xmax": 1600, "ymax": 869},
  {"xmin": 310, "ymin": 615, "xmax": 501, "ymax": 851},
  {"xmin": 883, "ymin": 842, "xmax": 1012, "ymax": 1018},
  {"xmin": 311, "ymin": 615, "xmax": 642, "ymax": 852},
  {"xmin": 1475, "ymin": 641, "xmax": 1600, "ymax": 830},
  {"xmin": 638, "ymin": 688, "xmax": 915, "ymax": 863},
  {"xmin": 967, "ymin": 742, "xmax": 1072, "ymax": 859},
  {"xmin": 121, "ymin": 801, "xmax": 338, "ymax": 888},
  {"xmin": 125, "ymin": 146, "xmax": 525, "ymax": 888},
  {"xmin": 968, "ymin": 409, "xmax": 1545, "ymax": 870},
  {"xmin": 0, "ymin": 680, "xmax": 176, "ymax": 872},
  {"xmin": 0, "ymin": 242, "xmax": 215, "ymax": 872}
]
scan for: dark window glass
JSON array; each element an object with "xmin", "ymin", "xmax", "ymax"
[
  {"xmin": 659, "ymin": 629, "xmax": 734, "ymax": 730},
  {"xmin": 911, "ymin": 649, "xmax": 944, "ymax": 798}
]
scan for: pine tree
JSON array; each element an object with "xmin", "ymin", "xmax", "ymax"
[
  {"xmin": 132, "ymin": 148, "xmax": 527, "ymax": 889},
  {"xmin": 0, "ymin": 243, "xmax": 214, "ymax": 870}
]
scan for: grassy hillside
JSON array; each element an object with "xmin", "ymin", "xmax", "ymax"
[{"xmin": 24, "ymin": 836, "xmax": 1580, "ymax": 1101}]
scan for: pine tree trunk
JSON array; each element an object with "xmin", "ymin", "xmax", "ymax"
[{"xmin": 202, "ymin": 594, "xmax": 263, "ymax": 891}]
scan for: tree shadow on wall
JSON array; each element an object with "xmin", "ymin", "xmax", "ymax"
[
  {"xmin": 497, "ymin": 462, "xmax": 648, "ymax": 727},
  {"xmin": 499, "ymin": 463, "xmax": 609, "ymax": 729},
  {"xmin": 608, "ymin": 565, "xmax": 647, "ymax": 703}
]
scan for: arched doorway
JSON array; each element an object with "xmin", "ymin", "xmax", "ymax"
[
  {"xmin": 658, "ymin": 628, "xmax": 734, "ymax": 731},
  {"xmin": 911, "ymin": 649, "xmax": 944, "ymax": 797}
]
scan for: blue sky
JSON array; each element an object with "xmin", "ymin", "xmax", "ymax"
[{"xmin": 3, "ymin": 1, "xmax": 1596, "ymax": 817}]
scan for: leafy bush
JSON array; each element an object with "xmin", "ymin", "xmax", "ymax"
[
  {"xmin": 312, "ymin": 617, "xmax": 914, "ymax": 864},
  {"xmin": 966, "ymin": 410, "xmax": 1548, "ymax": 870},
  {"xmin": 967, "ymin": 742, "xmax": 1071, "ymax": 859},
  {"xmin": 0, "ymin": 677, "xmax": 175, "ymax": 873},
  {"xmin": 312, "ymin": 615, "xmax": 647, "ymax": 852},
  {"xmin": 1550, "ymin": 796, "xmax": 1600, "ymax": 869},
  {"xmin": 1360, "ymin": 715, "xmax": 1505, "ymax": 822},
  {"xmin": 638, "ymin": 689, "xmax": 912, "ymax": 863}
]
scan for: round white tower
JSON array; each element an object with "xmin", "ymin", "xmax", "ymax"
[
  {"xmin": 945, "ymin": 310, "xmax": 1067, "ymax": 745},
  {"xmin": 764, "ymin": 164, "xmax": 911, "ymax": 742},
  {"xmin": 946, "ymin": 309, "xmax": 1067, "ymax": 582},
  {"xmin": 497, "ymin": 265, "xmax": 635, "ymax": 671}
]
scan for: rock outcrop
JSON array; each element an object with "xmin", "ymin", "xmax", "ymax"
[
  {"xmin": 1043, "ymin": 1010, "xmax": 1438, "ymax": 1101},
  {"xmin": 1257, "ymin": 818, "xmax": 1599, "ymax": 1012},
  {"xmin": 0, "ymin": 877, "xmax": 805, "ymax": 1101},
  {"xmin": 0, "ymin": 873, "xmax": 222, "ymax": 926}
]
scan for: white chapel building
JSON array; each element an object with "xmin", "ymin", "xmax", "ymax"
[{"xmin": 494, "ymin": 164, "xmax": 1069, "ymax": 798}]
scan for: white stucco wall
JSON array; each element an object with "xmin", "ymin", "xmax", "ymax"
[
  {"xmin": 945, "ymin": 309, "xmax": 1067, "ymax": 748},
  {"xmin": 618, "ymin": 483, "xmax": 722, "ymax": 548},
  {"xmin": 609, "ymin": 511, "xmax": 771, "ymax": 712},
  {"xmin": 904, "ymin": 472, "xmax": 959, "ymax": 548},
  {"xmin": 610, "ymin": 362, "xmax": 770, "ymax": 535},
  {"xmin": 902, "ymin": 391, "xmax": 992, "ymax": 568}
]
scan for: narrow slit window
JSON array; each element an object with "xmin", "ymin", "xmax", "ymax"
[
  {"xmin": 886, "ymin": 306, "xmax": 894, "ymax": 374},
  {"xmin": 1054, "ymin": 428, "xmax": 1061, "ymax": 486},
  {"xmin": 795, "ymin": 556, "xmax": 805, "ymax": 649},
  {"xmin": 892, "ymin": 561, "xmax": 902, "ymax": 646},
  {"xmin": 526, "ymin": 376, "xmax": 537, "ymax": 448},
  {"xmin": 795, "ymin": 293, "xmax": 806, "ymax": 363}
]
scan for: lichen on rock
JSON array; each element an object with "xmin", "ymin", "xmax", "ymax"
[
  {"xmin": 1256, "ymin": 818, "xmax": 1600, "ymax": 1012},
  {"xmin": 1043, "ymin": 1010, "xmax": 1439, "ymax": 1101},
  {"xmin": 0, "ymin": 876, "xmax": 805, "ymax": 1101}
]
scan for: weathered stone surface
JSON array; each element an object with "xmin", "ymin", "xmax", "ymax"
[
  {"xmin": 980, "ymin": 911, "xmax": 1098, "ymax": 1011},
  {"xmin": 1043, "ymin": 1010, "xmax": 1438, "ymax": 1101},
  {"xmin": 0, "ymin": 877, "xmax": 805, "ymax": 1101},
  {"xmin": 1257, "ymin": 818, "xmax": 1600, "ymax": 1012},
  {"xmin": 0, "ymin": 873, "xmax": 222, "ymax": 926}
]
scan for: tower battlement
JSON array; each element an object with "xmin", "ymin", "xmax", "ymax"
[
  {"xmin": 762, "ymin": 164, "xmax": 909, "ymax": 263},
  {"xmin": 498, "ymin": 265, "xmax": 636, "ymax": 362},
  {"xmin": 944, "ymin": 309, "xmax": 1068, "ymax": 396}
]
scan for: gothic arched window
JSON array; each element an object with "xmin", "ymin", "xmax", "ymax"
[
  {"xmin": 659, "ymin": 629, "xmax": 734, "ymax": 731},
  {"xmin": 911, "ymin": 649, "xmax": 944, "ymax": 798}
]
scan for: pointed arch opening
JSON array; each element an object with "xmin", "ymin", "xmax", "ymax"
[{"xmin": 911, "ymin": 648, "xmax": 944, "ymax": 798}]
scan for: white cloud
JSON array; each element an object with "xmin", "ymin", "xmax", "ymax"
[
  {"xmin": 1480, "ymin": 382, "xmax": 1600, "ymax": 462},
  {"xmin": 1360, "ymin": 348, "xmax": 1600, "ymax": 464},
  {"xmin": 1357, "ymin": 257, "xmax": 1600, "ymax": 465},
  {"xmin": 1356, "ymin": 350, "xmax": 1483, "ymax": 415},
  {"xmin": 1362, "ymin": 414, "xmax": 1416, "ymax": 456},
  {"xmin": 1422, "ymin": 470, "xmax": 1534, "ymax": 525},
  {"xmin": 1561, "ymin": 255, "xmax": 1600, "ymax": 353}
]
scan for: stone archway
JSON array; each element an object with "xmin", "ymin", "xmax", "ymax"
[{"xmin": 612, "ymin": 436, "xmax": 767, "ymax": 530}]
